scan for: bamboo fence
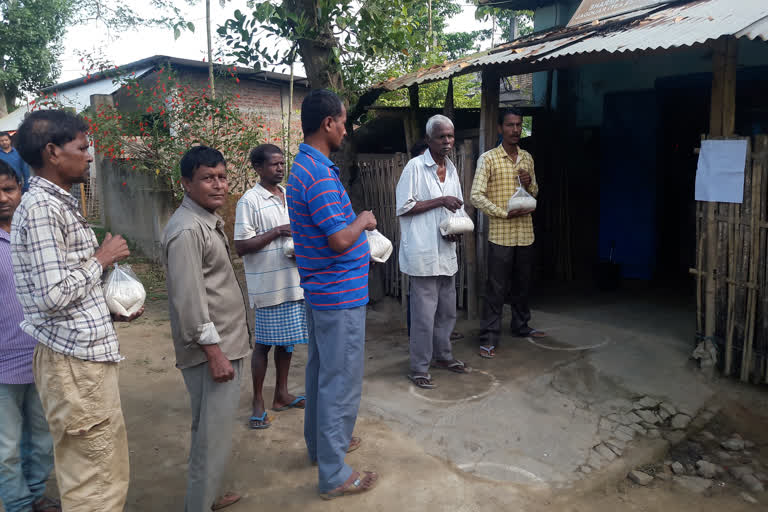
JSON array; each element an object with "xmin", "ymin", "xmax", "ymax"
[
  {"xmin": 692, "ymin": 134, "xmax": 768, "ymax": 382},
  {"xmin": 358, "ymin": 141, "xmax": 477, "ymax": 317}
]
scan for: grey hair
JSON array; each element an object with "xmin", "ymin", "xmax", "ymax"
[{"xmin": 425, "ymin": 115, "xmax": 454, "ymax": 138}]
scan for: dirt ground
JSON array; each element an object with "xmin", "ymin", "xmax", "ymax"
[
  {"xmin": 4, "ymin": 265, "xmax": 768, "ymax": 512},
  {"xmin": 107, "ymin": 295, "xmax": 766, "ymax": 512}
]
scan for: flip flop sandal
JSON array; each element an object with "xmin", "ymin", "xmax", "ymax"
[
  {"xmin": 272, "ymin": 395, "xmax": 306, "ymax": 411},
  {"xmin": 431, "ymin": 359, "xmax": 470, "ymax": 373},
  {"xmin": 211, "ymin": 492, "xmax": 241, "ymax": 510},
  {"xmin": 407, "ymin": 373, "xmax": 436, "ymax": 389},
  {"xmin": 347, "ymin": 436, "xmax": 362, "ymax": 453},
  {"xmin": 514, "ymin": 329, "xmax": 547, "ymax": 338},
  {"xmin": 450, "ymin": 331, "xmax": 465, "ymax": 341},
  {"xmin": 479, "ymin": 345, "xmax": 496, "ymax": 359},
  {"xmin": 248, "ymin": 412, "xmax": 271, "ymax": 430},
  {"xmin": 320, "ymin": 471, "xmax": 379, "ymax": 500}
]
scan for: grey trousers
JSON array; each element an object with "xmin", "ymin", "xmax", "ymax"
[
  {"xmin": 409, "ymin": 275, "xmax": 457, "ymax": 374},
  {"xmin": 181, "ymin": 358, "xmax": 243, "ymax": 512},
  {"xmin": 304, "ymin": 304, "xmax": 366, "ymax": 493}
]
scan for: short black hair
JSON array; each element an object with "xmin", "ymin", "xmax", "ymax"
[
  {"xmin": 410, "ymin": 141, "xmax": 428, "ymax": 159},
  {"xmin": 249, "ymin": 144, "xmax": 283, "ymax": 168},
  {"xmin": 15, "ymin": 110, "xmax": 89, "ymax": 169},
  {"xmin": 0, "ymin": 131, "xmax": 10, "ymax": 139},
  {"xmin": 498, "ymin": 107, "xmax": 524, "ymax": 126},
  {"xmin": 301, "ymin": 89, "xmax": 343, "ymax": 136},
  {"xmin": 180, "ymin": 145, "xmax": 226, "ymax": 179},
  {"xmin": 0, "ymin": 160, "xmax": 20, "ymax": 185}
]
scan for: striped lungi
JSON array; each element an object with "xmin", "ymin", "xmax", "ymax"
[{"xmin": 253, "ymin": 299, "xmax": 308, "ymax": 352}]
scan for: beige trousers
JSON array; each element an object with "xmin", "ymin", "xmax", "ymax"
[{"xmin": 33, "ymin": 344, "xmax": 130, "ymax": 512}]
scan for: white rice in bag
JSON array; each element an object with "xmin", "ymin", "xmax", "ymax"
[
  {"xmin": 104, "ymin": 264, "xmax": 146, "ymax": 316},
  {"xmin": 367, "ymin": 229, "xmax": 393, "ymax": 263}
]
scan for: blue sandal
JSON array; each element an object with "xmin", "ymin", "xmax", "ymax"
[
  {"xmin": 249, "ymin": 412, "xmax": 271, "ymax": 429},
  {"xmin": 272, "ymin": 395, "xmax": 306, "ymax": 412}
]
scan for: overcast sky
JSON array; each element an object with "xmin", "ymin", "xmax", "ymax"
[{"xmin": 59, "ymin": 1, "xmax": 493, "ymax": 82}]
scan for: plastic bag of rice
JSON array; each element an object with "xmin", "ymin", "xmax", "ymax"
[
  {"xmin": 104, "ymin": 264, "xmax": 146, "ymax": 317},
  {"xmin": 283, "ymin": 237, "xmax": 295, "ymax": 258},
  {"xmin": 507, "ymin": 175, "xmax": 537, "ymax": 214},
  {"xmin": 439, "ymin": 209, "xmax": 474, "ymax": 236},
  {"xmin": 367, "ymin": 229, "xmax": 393, "ymax": 263}
]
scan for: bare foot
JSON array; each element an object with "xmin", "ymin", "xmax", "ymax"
[{"xmin": 272, "ymin": 393, "xmax": 305, "ymax": 411}]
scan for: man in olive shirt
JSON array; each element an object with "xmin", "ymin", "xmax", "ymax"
[{"xmin": 162, "ymin": 146, "xmax": 251, "ymax": 512}]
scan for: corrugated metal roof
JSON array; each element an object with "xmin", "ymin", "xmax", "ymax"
[
  {"xmin": 371, "ymin": 0, "xmax": 768, "ymax": 92},
  {"xmin": 542, "ymin": 0, "xmax": 768, "ymax": 59}
]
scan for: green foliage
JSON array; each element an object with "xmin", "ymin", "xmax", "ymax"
[
  {"xmin": 75, "ymin": 0, "xmax": 191, "ymax": 32},
  {"xmin": 0, "ymin": 0, "xmax": 71, "ymax": 106},
  {"xmin": 33, "ymin": 68, "xmax": 266, "ymax": 199},
  {"xmin": 219, "ymin": 0, "xmax": 431, "ymax": 103},
  {"xmin": 475, "ymin": 8, "xmax": 534, "ymax": 43},
  {"xmin": 377, "ymin": 74, "xmax": 480, "ymax": 109}
]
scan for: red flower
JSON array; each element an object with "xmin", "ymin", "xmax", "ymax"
[{"xmin": 122, "ymin": 182, "xmax": 127, "ymax": 186}]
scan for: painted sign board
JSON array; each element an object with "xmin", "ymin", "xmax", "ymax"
[{"xmin": 568, "ymin": 0, "xmax": 668, "ymax": 27}]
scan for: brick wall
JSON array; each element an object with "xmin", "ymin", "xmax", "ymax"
[{"xmin": 175, "ymin": 69, "xmax": 308, "ymax": 153}]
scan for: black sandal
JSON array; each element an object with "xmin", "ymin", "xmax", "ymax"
[{"xmin": 407, "ymin": 373, "xmax": 436, "ymax": 389}]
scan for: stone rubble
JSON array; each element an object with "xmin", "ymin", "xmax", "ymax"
[
  {"xmin": 722, "ymin": 437, "xmax": 746, "ymax": 451},
  {"xmin": 673, "ymin": 475, "xmax": 713, "ymax": 494},
  {"xmin": 671, "ymin": 413, "xmax": 692, "ymax": 430},
  {"xmin": 696, "ymin": 460, "xmax": 722, "ymax": 479},
  {"xmin": 740, "ymin": 492, "xmax": 758, "ymax": 505},
  {"xmin": 671, "ymin": 462, "xmax": 685, "ymax": 475},
  {"xmin": 628, "ymin": 470, "xmax": 654, "ymax": 486}
]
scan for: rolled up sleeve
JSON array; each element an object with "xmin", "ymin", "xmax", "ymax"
[{"xmin": 165, "ymin": 229, "xmax": 220, "ymax": 346}]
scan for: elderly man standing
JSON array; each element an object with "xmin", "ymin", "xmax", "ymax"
[
  {"xmin": 471, "ymin": 108, "xmax": 545, "ymax": 360},
  {"xmin": 162, "ymin": 145, "xmax": 250, "ymax": 512},
  {"xmin": 11, "ymin": 110, "xmax": 142, "ymax": 511},
  {"xmin": 396, "ymin": 114, "xmax": 469, "ymax": 390}
]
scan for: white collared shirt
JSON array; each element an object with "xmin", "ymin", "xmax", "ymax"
[
  {"xmin": 396, "ymin": 150, "xmax": 465, "ymax": 277},
  {"xmin": 234, "ymin": 184, "xmax": 304, "ymax": 308}
]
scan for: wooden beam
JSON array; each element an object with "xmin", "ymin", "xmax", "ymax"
[
  {"xmin": 443, "ymin": 77, "xmax": 455, "ymax": 120},
  {"xmin": 407, "ymin": 84, "xmax": 421, "ymax": 150},
  {"xmin": 479, "ymin": 69, "xmax": 500, "ymax": 153},
  {"xmin": 703, "ymin": 37, "xmax": 737, "ymax": 372}
]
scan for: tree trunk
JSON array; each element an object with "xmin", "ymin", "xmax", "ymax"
[
  {"xmin": 206, "ymin": 0, "xmax": 216, "ymax": 99},
  {"xmin": 282, "ymin": 0, "xmax": 343, "ymax": 91},
  {"xmin": 0, "ymin": 88, "xmax": 8, "ymax": 118}
]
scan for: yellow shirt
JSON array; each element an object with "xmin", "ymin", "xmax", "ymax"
[{"xmin": 470, "ymin": 144, "xmax": 538, "ymax": 247}]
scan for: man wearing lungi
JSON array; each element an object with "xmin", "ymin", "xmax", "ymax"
[{"xmin": 234, "ymin": 144, "xmax": 307, "ymax": 430}]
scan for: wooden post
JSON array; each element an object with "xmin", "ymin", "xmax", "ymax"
[
  {"xmin": 479, "ymin": 69, "xmax": 500, "ymax": 153},
  {"xmin": 443, "ymin": 77, "xmax": 455, "ymax": 120},
  {"xmin": 407, "ymin": 84, "xmax": 421, "ymax": 150},
  {"xmin": 79, "ymin": 183, "xmax": 87, "ymax": 218},
  {"xmin": 476, "ymin": 69, "xmax": 500, "ymax": 310},
  {"xmin": 461, "ymin": 139, "xmax": 477, "ymax": 319},
  {"xmin": 703, "ymin": 38, "xmax": 737, "ymax": 346}
]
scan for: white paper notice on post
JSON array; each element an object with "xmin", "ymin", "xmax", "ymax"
[{"xmin": 695, "ymin": 139, "xmax": 748, "ymax": 203}]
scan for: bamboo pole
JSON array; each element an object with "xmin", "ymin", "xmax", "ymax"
[
  {"xmin": 725, "ymin": 202, "xmax": 736, "ymax": 375},
  {"xmin": 79, "ymin": 183, "xmax": 87, "ymax": 218},
  {"xmin": 462, "ymin": 139, "xmax": 478, "ymax": 319}
]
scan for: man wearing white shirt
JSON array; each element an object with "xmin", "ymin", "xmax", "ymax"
[{"xmin": 396, "ymin": 115, "xmax": 469, "ymax": 390}]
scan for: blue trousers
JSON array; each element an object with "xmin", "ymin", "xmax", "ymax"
[
  {"xmin": 0, "ymin": 383, "xmax": 54, "ymax": 512},
  {"xmin": 304, "ymin": 305, "xmax": 366, "ymax": 493}
]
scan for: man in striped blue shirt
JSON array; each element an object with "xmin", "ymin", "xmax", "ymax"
[{"xmin": 287, "ymin": 89, "xmax": 379, "ymax": 500}]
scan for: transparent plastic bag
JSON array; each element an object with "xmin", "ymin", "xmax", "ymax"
[
  {"xmin": 283, "ymin": 237, "xmax": 295, "ymax": 258},
  {"xmin": 439, "ymin": 208, "xmax": 475, "ymax": 236},
  {"xmin": 367, "ymin": 229, "xmax": 393, "ymax": 263},
  {"xmin": 104, "ymin": 264, "xmax": 146, "ymax": 317},
  {"xmin": 507, "ymin": 175, "xmax": 537, "ymax": 214}
]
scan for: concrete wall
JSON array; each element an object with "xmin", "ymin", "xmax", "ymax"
[{"xmin": 99, "ymin": 157, "xmax": 176, "ymax": 263}]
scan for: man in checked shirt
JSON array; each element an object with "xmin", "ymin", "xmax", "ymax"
[
  {"xmin": 11, "ymin": 110, "xmax": 143, "ymax": 511},
  {"xmin": 471, "ymin": 108, "xmax": 546, "ymax": 360}
]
